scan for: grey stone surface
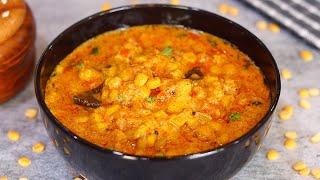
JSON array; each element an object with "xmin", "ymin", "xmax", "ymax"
[{"xmin": 0, "ymin": 0, "xmax": 319, "ymax": 179}]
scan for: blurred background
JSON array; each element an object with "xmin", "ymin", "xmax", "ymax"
[{"xmin": 0, "ymin": 0, "xmax": 319, "ymax": 179}]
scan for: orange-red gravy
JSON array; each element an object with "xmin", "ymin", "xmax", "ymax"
[{"xmin": 45, "ymin": 25, "xmax": 270, "ymax": 157}]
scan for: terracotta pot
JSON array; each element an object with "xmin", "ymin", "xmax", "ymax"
[{"xmin": 0, "ymin": 1, "xmax": 36, "ymax": 104}]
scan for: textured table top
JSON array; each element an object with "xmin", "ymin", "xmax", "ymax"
[{"xmin": 0, "ymin": 0, "xmax": 319, "ymax": 179}]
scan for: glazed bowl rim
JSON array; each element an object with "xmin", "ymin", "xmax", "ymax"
[{"xmin": 34, "ymin": 3, "xmax": 281, "ymax": 161}]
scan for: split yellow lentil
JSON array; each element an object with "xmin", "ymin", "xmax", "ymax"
[
  {"xmin": 101, "ymin": 2, "xmax": 111, "ymax": 11},
  {"xmin": 268, "ymin": 23, "xmax": 280, "ymax": 33},
  {"xmin": 281, "ymin": 69, "xmax": 292, "ymax": 80},
  {"xmin": 0, "ymin": 176, "xmax": 8, "ymax": 180},
  {"xmin": 256, "ymin": 20, "xmax": 267, "ymax": 30},
  {"xmin": 299, "ymin": 50, "xmax": 313, "ymax": 62},
  {"xmin": 24, "ymin": 108, "xmax": 38, "ymax": 119},
  {"xmin": 299, "ymin": 99, "xmax": 311, "ymax": 109},
  {"xmin": 18, "ymin": 156, "xmax": 31, "ymax": 167},
  {"xmin": 278, "ymin": 105, "xmax": 293, "ymax": 120},
  {"xmin": 7, "ymin": 130, "xmax": 20, "ymax": 141},
  {"xmin": 218, "ymin": 3, "xmax": 229, "ymax": 14},
  {"xmin": 299, "ymin": 167, "xmax": 310, "ymax": 176},
  {"xmin": 309, "ymin": 88, "xmax": 320, "ymax": 96},
  {"xmin": 284, "ymin": 139, "xmax": 297, "ymax": 150},
  {"xmin": 298, "ymin": 89, "xmax": 309, "ymax": 98},
  {"xmin": 310, "ymin": 133, "xmax": 320, "ymax": 144},
  {"xmin": 311, "ymin": 168, "xmax": 320, "ymax": 179},
  {"xmin": 19, "ymin": 177, "xmax": 28, "ymax": 180},
  {"xmin": 228, "ymin": 6, "xmax": 239, "ymax": 16},
  {"xmin": 32, "ymin": 142, "xmax": 46, "ymax": 153},
  {"xmin": 266, "ymin": 149, "xmax": 280, "ymax": 160},
  {"xmin": 170, "ymin": 0, "xmax": 180, "ymax": 5},
  {"xmin": 285, "ymin": 131, "xmax": 298, "ymax": 140},
  {"xmin": 293, "ymin": 161, "xmax": 307, "ymax": 171}
]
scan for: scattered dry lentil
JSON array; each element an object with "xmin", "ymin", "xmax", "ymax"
[
  {"xmin": 293, "ymin": 161, "xmax": 307, "ymax": 171},
  {"xmin": 7, "ymin": 130, "xmax": 20, "ymax": 141},
  {"xmin": 285, "ymin": 131, "xmax": 298, "ymax": 140},
  {"xmin": 299, "ymin": 99, "xmax": 311, "ymax": 109},
  {"xmin": 32, "ymin": 142, "xmax": 46, "ymax": 153},
  {"xmin": 298, "ymin": 89, "xmax": 310, "ymax": 98},
  {"xmin": 311, "ymin": 168, "xmax": 320, "ymax": 179},
  {"xmin": 101, "ymin": 2, "xmax": 111, "ymax": 11},
  {"xmin": 256, "ymin": 20, "xmax": 267, "ymax": 30},
  {"xmin": 278, "ymin": 105, "xmax": 294, "ymax": 120},
  {"xmin": 284, "ymin": 139, "xmax": 297, "ymax": 150},
  {"xmin": 281, "ymin": 69, "xmax": 292, "ymax": 80},
  {"xmin": 19, "ymin": 177, "xmax": 28, "ymax": 180},
  {"xmin": 299, "ymin": 50, "xmax": 313, "ymax": 62},
  {"xmin": 0, "ymin": 176, "xmax": 8, "ymax": 180},
  {"xmin": 310, "ymin": 133, "xmax": 320, "ymax": 144},
  {"xmin": 309, "ymin": 88, "xmax": 320, "ymax": 96},
  {"xmin": 268, "ymin": 23, "xmax": 280, "ymax": 33},
  {"xmin": 218, "ymin": 3, "xmax": 229, "ymax": 14},
  {"xmin": 266, "ymin": 149, "xmax": 280, "ymax": 160},
  {"xmin": 170, "ymin": 0, "xmax": 180, "ymax": 5},
  {"xmin": 228, "ymin": 6, "xmax": 239, "ymax": 16},
  {"xmin": 18, "ymin": 156, "xmax": 31, "ymax": 168},
  {"xmin": 299, "ymin": 167, "xmax": 310, "ymax": 176},
  {"xmin": 24, "ymin": 108, "xmax": 38, "ymax": 119}
]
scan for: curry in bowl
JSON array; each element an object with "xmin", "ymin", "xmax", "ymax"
[{"xmin": 45, "ymin": 25, "xmax": 270, "ymax": 157}]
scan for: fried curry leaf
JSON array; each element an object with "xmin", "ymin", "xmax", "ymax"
[
  {"xmin": 161, "ymin": 46, "xmax": 173, "ymax": 56},
  {"xmin": 91, "ymin": 47, "xmax": 99, "ymax": 55},
  {"xmin": 229, "ymin": 112, "xmax": 241, "ymax": 121},
  {"xmin": 208, "ymin": 39, "xmax": 217, "ymax": 48}
]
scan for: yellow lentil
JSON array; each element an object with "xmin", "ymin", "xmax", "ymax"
[
  {"xmin": 19, "ymin": 177, "xmax": 29, "ymax": 180},
  {"xmin": 32, "ymin": 142, "xmax": 46, "ymax": 153},
  {"xmin": 299, "ymin": 50, "xmax": 313, "ymax": 62},
  {"xmin": 256, "ymin": 20, "xmax": 267, "ymax": 30},
  {"xmin": 311, "ymin": 168, "xmax": 320, "ymax": 179},
  {"xmin": 309, "ymin": 88, "xmax": 320, "ymax": 96},
  {"xmin": 298, "ymin": 88, "xmax": 310, "ymax": 98},
  {"xmin": 170, "ymin": 0, "xmax": 180, "ymax": 5},
  {"xmin": 7, "ymin": 130, "xmax": 20, "ymax": 141},
  {"xmin": 101, "ymin": 2, "xmax": 111, "ymax": 11},
  {"xmin": 285, "ymin": 131, "xmax": 298, "ymax": 140},
  {"xmin": 218, "ymin": 4, "xmax": 229, "ymax": 14},
  {"xmin": 299, "ymin": 99, "xmax": 311, "ymax": 109},
  {"xmin": 228, "ymin": 6, "xmax": 239, "ymax": 16},
  {"xmin": 293, "ymin": 161, "xmax": 307, "ymax": 171},
  {"xmin": 310, "ymin": 133, "xmax": 320, "ymax": 144},
  {"xmin": 18, "ymin": 156, "xmax": 31, "ymax": 167},
  {"xmin": 268, "ymin": 23, "xmax": 280, "ymax": 33},
  {"xmin": 281, "ymin": 69, "xmax": 292, "ymax": 80},
  {"xmin": 278, "ymin": 105, "xmax": 293, "ymax": 120},
  {"xmin": 299, "ymin": 167, "xmax": 310, "ymax": 176},
  {"xmin": 134, "ymin": 73, "xmax": 149, "ymax": 87},
  {"xmin": 284, "ymin": 139, "xmax": 297, "ymax": 150},
  {"xmin": 24, "ymin": 108, "xmax": 38, "ymax": 119},
  {"xmin": 266, "ymin": 149, "xmax": 280, "ymax": 160}
]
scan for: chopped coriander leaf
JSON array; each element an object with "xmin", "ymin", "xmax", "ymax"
[
  {"xmin": 229, "ymin": 112, "xmax": 241, "ymax": 121},
  {"xmin": 208, "ymin": 39, "xmax": 217, "ymax": 47},
  {"xmin": 146, "ymin": 96, "xmax": 155, "ymax": 103},
  {"xmin": 161, "ymin": 46, "xmax": 173, "ymax": 56},
  {"xmin": 91, "ymin": 47, "xmax": 99, "ymax": 55},
  {"xmin": 76, "ymin": 62, "xmax": 84, "ymax": 68}
]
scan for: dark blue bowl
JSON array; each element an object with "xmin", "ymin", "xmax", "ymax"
[{"xmin": 34, "ymin": 4, "xmax": 281, "ymax": 180}]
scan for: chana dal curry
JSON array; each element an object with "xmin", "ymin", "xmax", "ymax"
[{"xmin": 45, "ymin": 25, "xmax": 270, "ymax": 157}]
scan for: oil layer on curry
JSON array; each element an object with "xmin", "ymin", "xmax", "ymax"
[{"xmin": 45, "ymin": 25, "xmax": 270, "ymax": 157}]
